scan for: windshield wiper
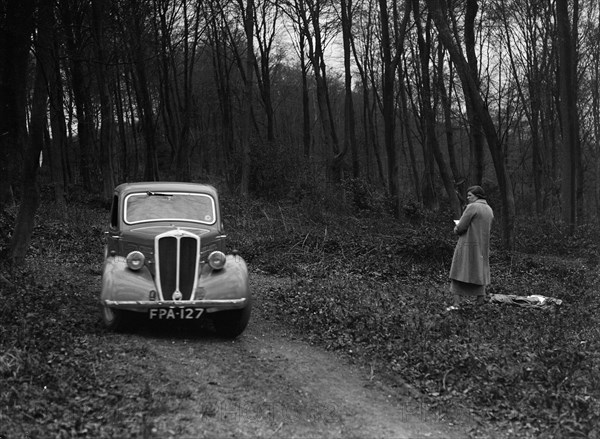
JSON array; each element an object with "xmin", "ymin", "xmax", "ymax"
[{"xmin": 146, "ymin": 191, "xmax": 171, "ymax": 197}]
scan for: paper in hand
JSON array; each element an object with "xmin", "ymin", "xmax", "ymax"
[{"xmin": 453, "ymin": 220, "xmax": 459, "ymax": 225}]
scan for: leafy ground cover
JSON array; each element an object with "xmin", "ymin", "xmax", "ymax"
[
  {"xmin": 223, "ymin": 194, "xmax": 600, "ymax": 438},
  {"xmin": 0, "ymin": 205, "xmax": 170, "ymax": 438},
  {"xmin": 1, "ymin": 189, "xmax": 599, "ymax": 438}
]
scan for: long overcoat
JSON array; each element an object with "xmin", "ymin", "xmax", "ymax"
[{"xmin": 449, "ymin": 199, "xmax": 494, "ymax": 285}]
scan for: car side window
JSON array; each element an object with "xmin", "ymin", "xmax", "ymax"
[{"xmin": 110, "ymin": 195, "xmax": 119, "ymax": 229}]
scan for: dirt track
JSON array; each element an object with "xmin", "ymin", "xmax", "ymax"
[{"xmin": 108, "ymin": 273, "xmax": 472, "ymax": 438}]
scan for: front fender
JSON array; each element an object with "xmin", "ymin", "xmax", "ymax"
[
  {"xmin": 101, "ymin": 257, "xmax": 155, "ymax": 304},
  {"xmin": 199, "ymin": 254, "xmax": 250, "ymax": 311}
]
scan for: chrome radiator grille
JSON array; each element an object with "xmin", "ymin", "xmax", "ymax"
[{"xmin": 155, "ymin": 230, "xmax": 200, "ymax": 301}]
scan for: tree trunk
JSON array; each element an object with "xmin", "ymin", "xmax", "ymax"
[
  {"xmin": 592, "ymin": 27, "xmax": 600, "ymax": 221},
  {"xmin": 350, "ymin": 29, "xmax": 385, "ymax": 185},
  {"xmin": 464, "ymin": 0, "xmax": 484, "ymax": 185},
  {"xmin": 288, "ymin": 0, "xmax": 312, "ymax": 160},
  {"xmin": 412, "ymin": 0, "xmax": 438, "ymax": 210},
  {"xmin": 302, "ymin": 0, "xmax": 341, "ymax": 181},
  {"xmin": 556, "ymin": 0, "xmax": 580, "ymax": 230},
  {"xmin": 500, "ymin": 1, "xmax": 546, "ymax": 215},
  {"xmin": 48, "ymin": 21, "xmax": 67, "ymax": 210},
  {"xmin": 162, "ymin": 0, "xmax": 201, "ymax": 182},
  {"xmin": 154, "ymin": 0, "xmax": 178, "ymax": 167},
  {"xmin": 124, "ymin": 69, "xmax": 139, "ymax": 180},
  {"xmin": 61, "ymin": 0, "xmax": 94, "ymax": 192},
  {"xmin": 341, "ymin": 0, "xmax": 358, "ymax": 178},
  {"xmin": 427, "ymin": 0, "xmax": 515, "ymax": 248},
  {"xmin": 369, "ymin": 98, "xmax": 386, "ymax": 186},
  {"xmin": 398, "ymin": 77, "xmax": 421, "ymax": 201},
  {"xmin": 300, "ymin": 35, "xmax": 311, "ymax": 159},
  {"xmin": 239, "ymin": 0, "xmax": 255, "ymax": 196},
  {"xmin": 379, "ymin": 0, "xmax": 399, "ymax": 216},
  {"xmin": 414, "ymin": 9, "xmax": 461, "ymax": 217},
  {"xmin": 253, "ymin": 0, "xmax": 278, "ymax": 143},
  {"xmin": 91, "ymin": 0, "xmax": 115, "ymax": 202},
  {"xmin": 132, "ymin": 25, "xmax": 159, "ymax": 182},
  {"xmin": 0, "ymin": 0, "xmax": 35, "ymax": 213},
  {"xmin": 206, "ymin": 0, "xmax": 235, "ymax": 188},
  {"xmin": 437, "ymin": 46, "xmax": 465, "ymax": 206},
  {"xmin": 10, "ymin": 0, "xmax": 49, "ymax": 265},
  {"xmin": 113, "ymin": 62, "xmax": 129, "ymax": 182}
]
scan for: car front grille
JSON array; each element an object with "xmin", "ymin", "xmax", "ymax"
[{"xmin": 155, "ymin": 231, "xmax": 200, "ymax": 301}]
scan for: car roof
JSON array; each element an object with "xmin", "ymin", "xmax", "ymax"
[{"xmin": 114, "ymin": 182, "xmax": 219, "ymax": 198}]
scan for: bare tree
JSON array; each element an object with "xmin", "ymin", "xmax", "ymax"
[
  {"xmin": 47, "ymin": 13, "xmax": 68, "ymax": 210},
  {"xmin": 378, "ymin": 0, "xmax": 410, "ymax": 217},
  {"xmin": 204, "ymin": 0, "xmax": 236, "ymax": 187},
  {"xmin": 116, "ymin": 0, "xmax": 160, "ymax": 182},
  {"xmin": 411, "ymin": 0, "xmax": 461, "ymax": 217},
  {"xmin": 556, "ymin": 0, "xmax": 581, "ymax": 230},
  {"xmin": 254, "ymin": 0, "xmax": 281, "ymax": 142},
  {"xmin": 153, "ymin": 0, "xmax": 204, "ymax": 182},
  {"xmin": 464, "ymin": 0, "xmax": 484, "ymax": 185},
  {"xmin": 350, "ymin": 0, "xmax": 386, "ymax": 184},
  {"xmin": 281, "ymin": 0, "xmax": 313, "ymax": 158},
  {"xmin": 91, "ymin": 0, "xmax": 116, "ymax": 200},
  {"xmin": 2, "ymin": 0, "xmax": 599, "ymax": 249},
  {"xmin": 302, "ymin": 0, "xmax": 342, "ymax": 180},
  {"xmin": 335, "ymin": 0, "xmax": 357, "ymax": 178},
  {"xmin": 426, "ymin": 0, "xmax": 516, "ymax": 248},
  {"xmin": 398, "ymin": 63, "xmax": 422, "ymax": 201},
  {"xmin": 10, "ymin": 0, "xmax": 49, "ymax": 265},
  {"xmin": 239, "ymin": 0, "xmax": 255, "ymax": 195},
  {"xmin": 436, "ymin": 45, "xmax": 466, "ymax": 205},
  {"xmin": 494, "ymin": 0, "xmax": 557, "ymax": 215},
  {"xmin": 60, "ymin": 0, "xmax": 95, "ymax": 191},
  {"xmin": 0, "ymin": 0, "xmax": 35, "ymax": 215},
  {"xmin": 112, "ymin": 60, "xmax": 131, "ymax": 182},
  {"xmin": 587, "ymin": 3, "xmax": 600, "ymax": 220}
]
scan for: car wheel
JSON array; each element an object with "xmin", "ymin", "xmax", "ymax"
[
  {"xmin": 101, "ymin": 306, "xmax": 129, "ymax": 332},
  {"xmin": 211, "ymin": 303, "xmax": 251, "ymax": 338}
]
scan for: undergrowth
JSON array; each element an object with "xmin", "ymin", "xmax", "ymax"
[
  {"xmin": 0, "ymin": 192, "xmax": 599, "ymax": 438},
  {"xmin": 224, "ymin": 195, "xmax": 600, "ymax": 438},
  {"xmin": 0, "ymin": 203, "xmax": 169, "ymax": 438}
]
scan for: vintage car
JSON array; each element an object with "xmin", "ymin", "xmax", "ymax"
[{"xmin": 100, "ymin": 182, "xmax": 251, "ymax": 338}]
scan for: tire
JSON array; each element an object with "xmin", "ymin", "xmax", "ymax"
[
  {"xmin": 211, "ymin": 303, "xmax": 252, "ymax": 339},
  {"xmin": 101, "ymin": 305, "xmax": 130, "ymax": 332}
]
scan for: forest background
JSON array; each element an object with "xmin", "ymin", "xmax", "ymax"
[{"xmin": 0, "ymin": 0, "xmax": 599, "ymax": 262}]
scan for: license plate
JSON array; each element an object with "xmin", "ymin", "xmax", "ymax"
[{"xmin": 148, "ymin": 308, "xmax": 204, "ymax": 320}]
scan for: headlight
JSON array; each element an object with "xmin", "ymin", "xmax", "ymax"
[
  {"xmin": 207, "ymin": 251, "xmax": 226, "ymax": 270},
  {"xmin": 126, "ymin": 251, "xmax": 145, "ymax": 271}
]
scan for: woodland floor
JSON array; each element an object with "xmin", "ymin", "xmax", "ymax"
[{"xmin": 0, "ymin": 190, "xmax": 599, "ymax": 438}]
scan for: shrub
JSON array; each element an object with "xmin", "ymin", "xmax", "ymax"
[{"xmin": 249, "ymin": 140, "xmax": 299, "ymax": 198}]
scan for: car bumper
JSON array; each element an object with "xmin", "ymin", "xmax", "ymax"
[{"xmin": 102, "ymin": 297, "xmax": 248, "ymax": 312}]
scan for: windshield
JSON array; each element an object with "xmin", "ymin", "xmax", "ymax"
[{"xmin": 124, "ymin": 192, "xmax": 216, "ymax": 225}]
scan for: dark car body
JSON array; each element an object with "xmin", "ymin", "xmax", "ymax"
[{"xmin": 100, "ymin": 182, "xmax": 251, "ymax": 337}]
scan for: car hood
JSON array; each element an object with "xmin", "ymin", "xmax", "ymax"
[{"xmin": 120, "ymin": 224, "xmax": 215, "ymax": 245}]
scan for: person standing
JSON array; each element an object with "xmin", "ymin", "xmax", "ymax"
[{"xmin": 446, "ymin": 185, "xmax": 494, "ymax": 311}]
